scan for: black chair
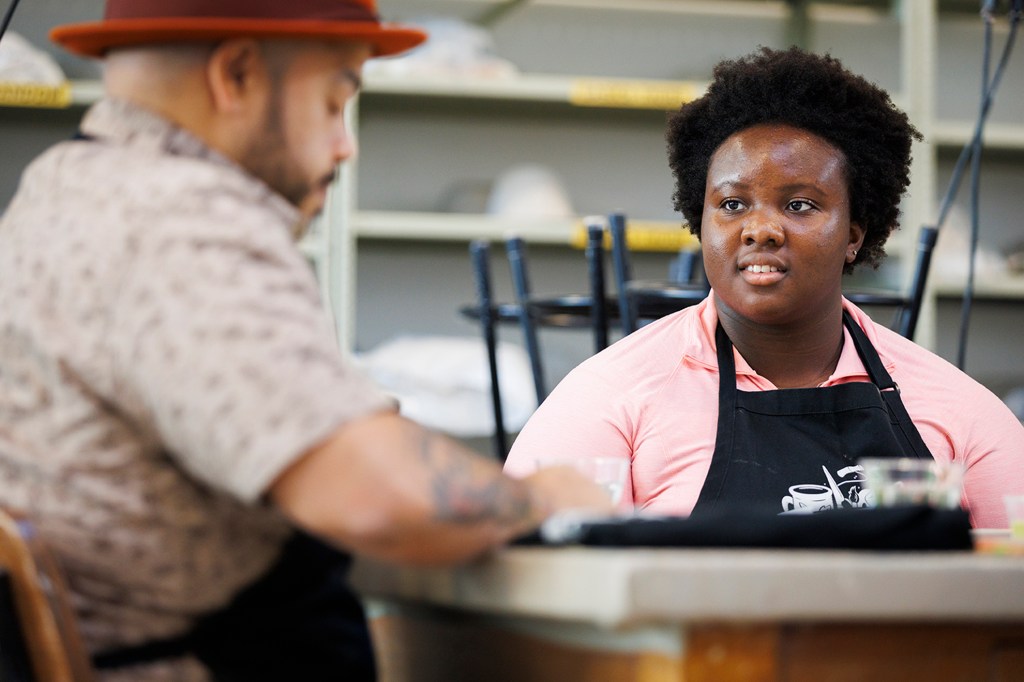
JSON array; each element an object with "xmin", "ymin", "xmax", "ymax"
[
  {"xmin": 608, "ymin": 212, "xmax": 710, "ymax": 336},
  {"xmin": 609, "ymin": 211, "xmax": 937, "ymax": 342},
  {"xmin": 468, "ymin": 240, "xmax": 512, "ymax": 459},
  {"xmin": 846, "ymin": 225, "xmax": 938, "ymax": 340},
  {"xmin": 465, "ymin": 225, "xmax": 614, "ymax": 460}
]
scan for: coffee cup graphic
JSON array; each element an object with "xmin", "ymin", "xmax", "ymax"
[{"xmin": 781, "ymin": 484, "xmax": 835, "ymax": 513}]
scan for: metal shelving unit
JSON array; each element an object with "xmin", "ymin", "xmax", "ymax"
[{"xmin": 2, "ymin": 0, "xmax": 1022, "ymax": 363}]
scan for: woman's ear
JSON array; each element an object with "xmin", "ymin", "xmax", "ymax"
[
  {"xmin": 848, "ymin": 221, "xmax": 866, "ymax": 263},
  {"xmin": 206, "ymin": 39, "xmax": 267, "ymax": 114}
]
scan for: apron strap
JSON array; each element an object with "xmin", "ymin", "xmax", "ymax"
[
  {"xmin": 843, "ymin": 310, "xmax": 932, "ymax": 460},
  {"xmin": 695, "ymin": 323, "xmax": 741, "ymax": 511}
]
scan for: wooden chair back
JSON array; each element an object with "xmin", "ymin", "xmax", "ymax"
[{"xmin": 0, "ymin": 509, "xmax": 95, "ymax": 682}]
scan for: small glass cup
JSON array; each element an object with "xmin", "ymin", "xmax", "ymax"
[
  {"xmin": 859, "ymin": 457, "xmax": 964, "ymax": 509},
  {"xmin": 1004, "ymin": 495, "xmax": 1024, "ymax": 539},
  {"xmin": 536, "ymin": 457, "xmax": 630, "ymax": 506}
]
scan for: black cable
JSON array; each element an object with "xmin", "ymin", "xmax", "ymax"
[
  {"xmin": 927, "ymin": 3, "xmax": 1019, "ymax": 369},
  {"xmin": 955, "ymin": 6, "xmax": 995, "ymax": 370},
  {"xmin": 0, "ymin": 0, "xmax": 22, "ymax": 45},
  {"xmin": 935, "ymin": 5, "xmax": 1019, "ymax": 231}
]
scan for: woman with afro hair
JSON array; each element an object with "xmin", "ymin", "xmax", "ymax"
[{"xmin": 505, "ymin": 47, "xmax": 1024, "ymax": 529}]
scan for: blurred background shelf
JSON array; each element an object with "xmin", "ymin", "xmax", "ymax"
[
  {"xmin": 352, "ymin": 210, "xmax": 699, "ymax": 250},
  {"xmin": 932, "ymin": 275, "xmax": 1024, "ymax": 301},
  {"xmin": 2, "ymin": 0, "xmax": 1024, "ymax": 405},
  {"xmin": 933, "ymin": 121, "xmax": 1024, "ymax": 153}
]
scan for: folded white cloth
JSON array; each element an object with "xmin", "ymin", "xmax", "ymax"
[
  {"xmin": 364, "ymin": 16, "xmax": 519, "ymax": 79},
  {"xmin": 0, "ymin": 31, "xmax": 66, "ymax": 85},
  {"xmin": 356, "ymin": 335, "xmax": 538, "ymax": 437}
]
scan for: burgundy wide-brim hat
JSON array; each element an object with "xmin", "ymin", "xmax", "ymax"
[{"xmin": 50, "ymin": 0, "xmax": 427, "ymax": 59}]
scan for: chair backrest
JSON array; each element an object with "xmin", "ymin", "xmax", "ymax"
[
  {"xmin": 611, "ymin": 211, "xmax": 936, "ymax": 342},
  {"xmin": 839, "ymin": 224, "xmax": 938, "ymax": 341},
  {"xmin": 469, "ymin": 240, "xmax": 510, "ymax": 459},
  {"xmin": 583, "ymin": 218, "xmax": 610, "ymax": 353},
  {"xmin": 0, "ymin": 510, "xmax": 94, "ymax": 682},
  {"xmin": 894, "ymin": 225, "xmax": 938, "ymax": 340},
  {"xmin": 609, "ymin": 212, "xmax": 635, "ymax": 334},
  {"xmin": 609, "ymin": 211, "xmax": 709, "ymax": 335},
  {"xmin": 506, "ymin": 236, "xmax": 547, "ymax": 405},
  {"xmin": 467, "ymin": 228, "xmax": 614, "ymax": 459}
]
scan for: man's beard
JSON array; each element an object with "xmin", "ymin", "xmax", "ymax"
[{"xmin": 239, "ymin": 91, "xmax": 332, "ymax": 213}]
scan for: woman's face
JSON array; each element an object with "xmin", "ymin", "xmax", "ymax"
[{"xmin": 701, "ymin": 123, "xmax": 864, "ymax": 328}]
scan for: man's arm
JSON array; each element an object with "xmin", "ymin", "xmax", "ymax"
[{"xmin": 269, "ymin": 411, "xmax": 612, "ymax": 564}]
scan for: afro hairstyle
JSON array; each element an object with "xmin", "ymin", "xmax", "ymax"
[{"xmin": 666, "ymin": 46, "xmax": 922, "ymax": 273}]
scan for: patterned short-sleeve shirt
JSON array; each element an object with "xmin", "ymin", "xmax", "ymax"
[{"xmin": 0, "ymin": 98, "xmax": 395, "ymax": 680}]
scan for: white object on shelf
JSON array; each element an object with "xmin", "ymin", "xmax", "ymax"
[
  {"xmin": 364, "ymin": 16, "xmax": 519, "ymax": 79},
  {"xmin": 486, "ymin": 164, "xmax": 575, "ymax": 219},
  {"xmin": 355, "ymin": 335, "xmax": 537, "ymax": 437},
  {"xmin": 0, "ymin": 32, "xmax": 65, "ymax": 85}
]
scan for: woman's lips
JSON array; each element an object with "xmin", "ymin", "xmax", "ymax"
[{"xmin": 739, "ymin": 262, "xmax": 787, "ymax": 285}]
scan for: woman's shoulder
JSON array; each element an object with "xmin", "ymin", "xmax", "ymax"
[
  {"xmin": 854, "ymin": 307, "xmax": 1018, "ymax": 424},
  {"xmin": 580, "ymin": 303, "xmax": 708, "ymax": 376}
]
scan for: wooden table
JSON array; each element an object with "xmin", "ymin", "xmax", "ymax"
[{"xmin": 351, "ymin": 546, "xmax": 1024, "ymax": 682}]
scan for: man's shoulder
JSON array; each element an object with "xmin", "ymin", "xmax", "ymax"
[{"xmin": 21, "ymin": 137, "xmax": 288, "ymax": 243}]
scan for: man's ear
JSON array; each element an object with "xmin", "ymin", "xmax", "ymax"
[{"xmin": 206, "ymin": 39, "xmax": 267, "ymax": 114}]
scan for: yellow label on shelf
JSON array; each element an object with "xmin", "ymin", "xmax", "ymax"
[
  {"xmin": 570, "ymin": 220, "xmax": 700, "ymax": 253},
  {"xmin": 569, "ymin": 79, "xmax": 701, "ymax": 110},
  {"xmin": 0, "ymin": 82, "xmax": 73, "ymax": 108}
]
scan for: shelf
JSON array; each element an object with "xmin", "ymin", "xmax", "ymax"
[
  {"xmin": 16, "ymin": 82, "xmax": 1024, "ymax": 151},
  {"xmin": 933, "ymin": 121, "xmax": 1024, "ymax": 153},
  {"xmin": 0, "ymin": 80, "xmax": 101, "ymax": 108},
  {"xmin": 354, "ymin": 210, "xmax": 700, "ymax": 252},
  {"xmin": 70, "ymin": 80, "xmax": 104, "ymax": 106},
  {"xmin": 0, "ymin": 81, "xmax": 72, "ymax": 108},
  {"xmin": 364, "ymin": 72, "xmax": 707, "ymax": 111},
  {"xmin": 4, "ymin": 74, "xmax": 707, "ymax": 113},
  {"xmin": 396, "ymin": 0, "xmax": 946, "ymax": 20},
  {"xmin": 932, "ymin": 274, "xmax": 1024, "ymax": 300}
]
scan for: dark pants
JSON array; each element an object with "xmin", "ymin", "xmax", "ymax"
[{"xmin": 96, "ymin": 531, "xmax": 376, "ymax": 681}]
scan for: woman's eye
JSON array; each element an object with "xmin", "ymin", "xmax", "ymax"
[
  {"xmin": 721, "ymin": 199, "xmax": 744, "ymax": 211},
  {"xmin": 788, "ymin": 200, "xmax": 815, "ymax": 212}
]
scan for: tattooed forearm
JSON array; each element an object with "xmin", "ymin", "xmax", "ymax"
[{"xmin": 415, "ymin": 430, "xmax": 533, "ymax": 525}]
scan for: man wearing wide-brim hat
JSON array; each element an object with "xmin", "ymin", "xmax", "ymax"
[{"xmin": 0, "ymin": 1, "xmax": 613, "ymax": 680}]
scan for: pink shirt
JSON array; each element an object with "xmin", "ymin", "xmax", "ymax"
[{"xmin": 504, "ymin": 293, "xmax": 1024, "ymax": 528}]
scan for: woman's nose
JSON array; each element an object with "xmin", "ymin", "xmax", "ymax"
[{"xmin": 740, "ymin": 209, "xmax": 785, "ymax": 247}]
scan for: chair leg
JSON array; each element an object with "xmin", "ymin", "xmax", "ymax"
[
  {"xmin": 469, "ymin": 241, "xmax": 508, "ymax": 460},
  {"xmin": 896, "ymin": 225, "xmax": 938, "ymax": 340},
  {"xmin": 609, "ymin": 212, "xmax": 637, "ymax": 335},
  {"xmin": 585, "ymin": 219, "xmax": 609, "ymax": 353},
  {"xmin": 505, "ymin": 237, "xmax": 547, "ymax": 406}
]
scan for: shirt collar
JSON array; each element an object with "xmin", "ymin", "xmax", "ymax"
[
  {"xmin": 79, "ymin": 98, "xmax": 302, "ymax": 229},
  {"xmin": 684, "ymin": 291, "xmax": 895, "ymax": 384}
]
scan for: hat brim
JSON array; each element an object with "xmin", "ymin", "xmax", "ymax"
[{"xmin": 50, "ymin": 18, "xmax": 426, "ymax": 59}]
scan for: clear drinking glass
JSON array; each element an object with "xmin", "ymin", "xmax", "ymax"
[
  {"xmin": 536, "ymin": 457, "xmax": 630, "ymax": 506},
  {"xmin": 1005, "ymin": 495, "xmax": 1024, "ymax": 539},
  {"xmin": 859, "ymin": 458, "xmax": 964, "ymax": 509}
]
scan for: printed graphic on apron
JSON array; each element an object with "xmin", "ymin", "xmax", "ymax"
[{"xmin": 780, "ymin": 465, "xmax": 870, "ymax": 514}]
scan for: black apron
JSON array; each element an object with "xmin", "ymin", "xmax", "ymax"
[
  {"xmin": 93, "ymin": 530, "xmax": 376, "ymax": 681},
  {"xmin": 692, "ymin": 311, "xmax": 933, "ymax": 517}
]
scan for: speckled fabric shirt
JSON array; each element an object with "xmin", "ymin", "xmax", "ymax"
[{"xmin": 0, "ymin": 98, "xmax": 395, "ymax": 681}]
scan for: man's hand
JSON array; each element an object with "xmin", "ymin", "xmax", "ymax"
[
  {"xmin": 521, "ymin": 466, "xmax": 617, "ymax": 523},
  {"xmin": 270, "ymin": 412, "xmax": 613, "ymax": 565}
]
